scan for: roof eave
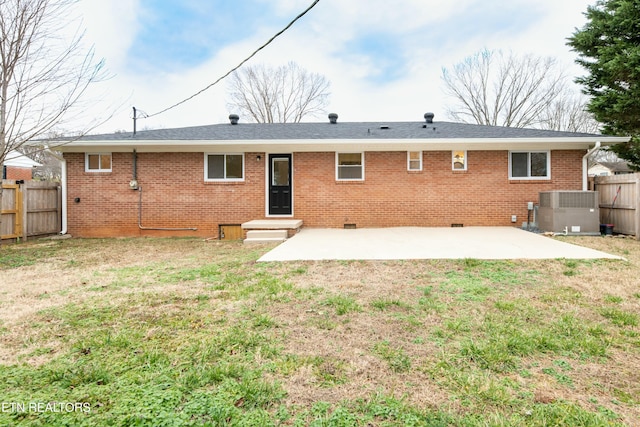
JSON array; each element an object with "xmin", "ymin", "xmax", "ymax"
[{"xmin": 53, "ymin": 136, "xmax": 630, "ymax": 153}]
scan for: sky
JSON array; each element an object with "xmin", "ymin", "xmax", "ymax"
[{"xmin": 71, "ymin": 0, "xmax": 597, "ymax": 134}]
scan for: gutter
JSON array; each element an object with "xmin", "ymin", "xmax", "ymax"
[
  {"xmin": 54, "ymin": 136, "xmax": 632, "ymax": 154},
  {"xmin": 583, "ymin": 141, "xmax": 601, "ymax": 191}
]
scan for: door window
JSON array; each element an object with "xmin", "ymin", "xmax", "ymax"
[{"xmin": 272, "ymin": 158, "xmax": 290, "ymax": 186}]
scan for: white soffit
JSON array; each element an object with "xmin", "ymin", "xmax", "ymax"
[{"xmin": 54, "ymin": 136, "xmax": 628, "ymax": 153}]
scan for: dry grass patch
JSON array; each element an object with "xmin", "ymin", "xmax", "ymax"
[{"xmin": 0, "ymin": 235, "xmax": 638, "ymax": 425}]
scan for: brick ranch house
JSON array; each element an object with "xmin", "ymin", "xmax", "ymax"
[{"xmin": 53, "ymin": 113, "xmax": 628, "ymax": 238}]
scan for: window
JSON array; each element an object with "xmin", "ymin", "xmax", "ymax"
[
  {"xmin": 272, "ymin": 157, "xmax": 290, "ymax": 186},
  {"xmin": 205, "ymin": 154, "xmax": 244, "ymax": 181},
  {"xmin": 85, "ymin": 153, "xmax": 112, "ymax": 172},
  {"xmin": 336, "ymin": 152, "xmax": 364, "ymax": 180},
  {"xmin": 408, "ymin": 151, "xmax": 422, "ymax": 171},
  {"xmin": 452, "ymin": 150, "xmax": 466, "ymax": 170},
  {"xmin": 509, "ymin": 151, "xmax": 550, "ymax": 179}
]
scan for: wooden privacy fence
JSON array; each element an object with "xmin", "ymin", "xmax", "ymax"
[
  {"xmin": 1, "ymin": 180, "xmax": 61, "ymax": 241},
  {"xmin": 590, "ymin": 173, "xmax": 640, "ymax": 239}
]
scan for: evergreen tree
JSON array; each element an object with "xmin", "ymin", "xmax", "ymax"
[{"xmin": 568, "ymin": 0, "xmax": 640, "ymax": 168}]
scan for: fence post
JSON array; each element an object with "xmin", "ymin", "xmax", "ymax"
[
  {"xmin": 15, "ymin": 184, "xmax": 23, "ymax": 240},
  {"xmin": 21, "ymin": 183, "xmax": 28, "ymax": 241},
  {"xmin": 636, "ymin": 174, "xmax": 640, "ymax": 240}
]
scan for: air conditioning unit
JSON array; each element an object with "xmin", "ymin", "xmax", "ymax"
[{"xmin": 537, "ymin": 191, "xmax": 600, "ymax": 235}]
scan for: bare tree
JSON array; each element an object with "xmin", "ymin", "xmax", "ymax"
[
  {"xmin": 542, "ymin": 94, "xmax": 601, "ymax": 134},
  {"xmin": 1, "ymin": 0, "xmax": 105, "ymax": 241},
  {"xmin": 590, "ymin": 147, "xmax": 624, "ymax": 166},
  {"xmin": 19, "ymin": 144, "xmax": 62, "ymax": 181},
  {"xmin": 226, "ymin": 62, "xmax": 330, "ymax": 123},
  {"xmin": 442, "ymin": 49, "xmax": 595, "ymax": 131}
]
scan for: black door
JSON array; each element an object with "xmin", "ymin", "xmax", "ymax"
[{"xmin": 269, "ymin": 154, "xmax": 292, "ymax": 215}]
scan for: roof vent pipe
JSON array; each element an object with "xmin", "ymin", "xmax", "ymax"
[
  {"xmin": 229, "ymin": 114, "xmax": 239, "ymax": 125},
  {"xmin": 424, "ymin": 112, "xmax": 435, "ymax": 124},
  {"xmin": 328, "ymin": 113, "xmax": 338, "ymax": 124}
]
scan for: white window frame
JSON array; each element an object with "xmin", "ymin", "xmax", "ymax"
[
  {"xmin": 452, "ymin": 150, "xmax": 467, "ymax": 171},
  {"xmin": 336, "ymin": 152, "xmax": 365, "ymax": 181},
  {"xmin": 85, "ymin": 153, "xmax": 112, "ymax": 172},
  {"xmin": 204, "ymin": 153, "xmax": 245, "ymax": 182},
  {"xmin": 407, "ymin": 151, "xmax": 423, "ymax": 171},
  {"xmin": 508, "ymin": 151, "xmax": 551, "ymax": 180}
]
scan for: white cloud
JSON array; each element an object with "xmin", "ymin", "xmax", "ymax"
[
  {"xmin": 73, "ymin": 0, "xmax": 595, "ymax": 134},
  {"xmin": 77, "ymin": 0, "xmax": 141, "ymax": 70}
]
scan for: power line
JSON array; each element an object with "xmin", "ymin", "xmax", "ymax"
[{"xmin": 146, "ymin": 0, "xmax": 321, "ymax": 119}]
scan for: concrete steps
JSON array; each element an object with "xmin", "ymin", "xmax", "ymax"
[
  {"xmin": 244, "ymin": 230, "xmax": 288, "ymax": 244},
  {"xmin": 241, "ymin": 219, "xmax": 303, "ymax": 244},
  {"xmin": 241, "ymin": 219, "xmax": 303, "ymax": 231}
]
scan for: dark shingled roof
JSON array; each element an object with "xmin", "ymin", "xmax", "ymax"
[{"xmin": 77, "ymin": 120, "xmax": 602, "ymax": 141}]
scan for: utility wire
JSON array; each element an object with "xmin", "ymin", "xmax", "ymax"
[{"xmin": 146, "ymin": 0, "xmax": 321, "ymax": 119}]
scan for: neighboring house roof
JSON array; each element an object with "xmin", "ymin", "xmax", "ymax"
[
  {"xmin": 4, "ymin": 150, "xmax": 41, "ymax": 168},
  {"xmin": 595, "ymin": 161, "xmax": 633, "ymax": 174},
  {"xmin": 55, "ymin": 116, "xmax": 630, "ymax": 153}
]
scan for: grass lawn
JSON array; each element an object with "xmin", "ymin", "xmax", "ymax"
[{"xmin": 0, "ymin": 235, "xmax": 638, "ymax": 426}]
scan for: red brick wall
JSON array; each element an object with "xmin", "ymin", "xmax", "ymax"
[
  {"xmin": 5, "ymin": 166, "xmax": 33, "ymax": 181},
  {"xmin": 64, "ymin": 152, "xmax": 265, "ymax": 237},
  {"xmin": 64, "ymin": 149, "xmax": 584, "ymax": 237},
  {"xmin": 293, "ymin": 150, "xmax": 583, "ymax": 228}
]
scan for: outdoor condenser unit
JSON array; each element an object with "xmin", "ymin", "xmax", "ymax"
[{"xmin": 537, "ymin": 191, "xmax": 600, "ymax": 235}]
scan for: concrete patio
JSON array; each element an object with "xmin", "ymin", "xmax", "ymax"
[{"xmin": 257, "ymin": 227, "xmax": 622, "ymax": 262}]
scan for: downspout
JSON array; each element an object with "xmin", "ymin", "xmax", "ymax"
[
  {"xmin": 60, "ymin": 158, "xmax": 67, "ymax": 234},
  {"xmin": 583, "ymin": 141, "xmax": 600, "ymax": 191}
]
